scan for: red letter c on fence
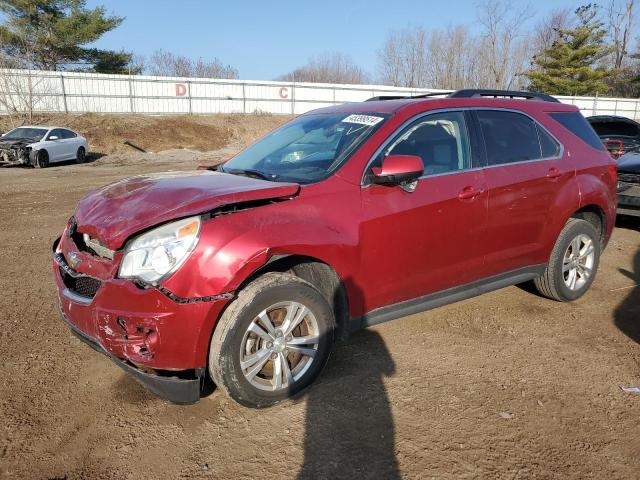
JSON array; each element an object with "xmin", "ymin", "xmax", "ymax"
[
  {"xmin": 175, "ymin": 84, "xmax": 187, "ymax": 96},
  {"xmin": 279, "ymin": 87, "xmax": 289, "ymax": 99}
]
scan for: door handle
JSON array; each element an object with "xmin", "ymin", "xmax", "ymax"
[
  {"xmin": 547, "ymin": 167, "xmax": 562, "ymax": 179},
  {"xmin": 458, "ymin": 186, "xmax": 481, "ymax": 200}
]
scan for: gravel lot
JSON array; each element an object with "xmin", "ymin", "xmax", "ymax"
[{"xmin": 0, "ymin": 149, "xmax": 638, "ymax": 479}]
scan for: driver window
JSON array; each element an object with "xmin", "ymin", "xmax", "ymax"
[
  {"xmin": 47, "ymin": 129, "xmax": 63, "ymax": 140},
  {"xmin": 383, "ymin": 111, "xmax": 471, "ymax": 176}
]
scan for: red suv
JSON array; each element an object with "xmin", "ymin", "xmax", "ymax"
[{"xmin": 52, "ymin": 89, "xmax": 617, "ymax": 407}]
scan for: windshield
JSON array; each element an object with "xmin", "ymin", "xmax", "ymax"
[
  {"xmin": 2, "ymin": 127, "xmax": 48, "ymax": 142},
  {"xmin": 221, "ymin": 113, "xmax": 388, "ymax": 183}
]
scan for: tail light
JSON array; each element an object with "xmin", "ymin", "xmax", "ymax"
[{"xmin": 604, "ymin": 140, "xmax": 624, "ymax": 159}]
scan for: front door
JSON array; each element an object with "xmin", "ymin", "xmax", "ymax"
[{"xmin": 359, "ymin": 111, "xmax": 488, "ymax": 313}]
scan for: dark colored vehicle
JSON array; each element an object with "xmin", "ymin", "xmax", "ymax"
[
  {"xmin": 587, "ymin": 115, "xmax": 640, "ymax": 158},
  {"xmin": 587, "ymin": 115, "xmax": 640, "ymax": 215},
  {"xmin": 53, "ymin": 89, "xmax": 617, "ymax": 407},
  {"xmin": 616, "ymin": 153, "xmax": 640, "ymax": 216}
]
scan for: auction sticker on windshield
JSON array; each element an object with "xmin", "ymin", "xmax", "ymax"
[{"xmin": 342, "ymin": 114, "xmax": 384, "ymax": 126}]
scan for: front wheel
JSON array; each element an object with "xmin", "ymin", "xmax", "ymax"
[
  {"xmin": 534, "ymin": 218, "xmax": 601, "ymax": 301},
  {"xmin": 209, "ymin": 272, "xmax": 335, "ymax": 408},
  {"xmin": 76, "ymin": 146, "xmax": 86, "ymax": 163},
  {"xmin": 34, "ymin": 149, "xmax": 49, "ymax": 168}
]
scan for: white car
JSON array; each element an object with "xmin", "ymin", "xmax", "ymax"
[{"xmin": 0, "ymin": 126, "xmax": 88, "ymax": 168}]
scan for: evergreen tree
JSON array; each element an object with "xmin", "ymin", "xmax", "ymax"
[
  {"xmin": 0, "ymin": 0, "xmax": 135, "ymax": 73},
  {"xmin": 526, "ymin": 4, "xmax": 615, "ymax": 96}
]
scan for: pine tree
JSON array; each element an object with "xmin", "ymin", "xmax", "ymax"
[
  {"xmin": 526, "ymin": 4, "xmax": 615, "ymax": 96},
  {"xmin": 0, "ymin": 0, "xmax": 135, "ymax": 74}
]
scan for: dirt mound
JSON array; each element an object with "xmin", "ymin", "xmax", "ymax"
[{"xmin": 0, "ymin": 113, "xmax": 289, "ymax": 155}]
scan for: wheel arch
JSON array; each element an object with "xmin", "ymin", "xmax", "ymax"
[
  {"xmin": 571, "ymin": 204, "xmax": 606, "ymax": 247},
  {"xmin": 236, "ymin": 254, "xmax": 351, "ymax": 340}
]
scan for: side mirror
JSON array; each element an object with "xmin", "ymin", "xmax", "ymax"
[
  {"xmin": 371, "ymin": 154, "xmax": 424, "ymax": 185},
  {"xmin": 48, "ymin": 135, "xmax": 59, "ymax": 141}
]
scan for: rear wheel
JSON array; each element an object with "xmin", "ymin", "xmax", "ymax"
[
  {"xmin": 75, "ymin": 146, "xmax": 86, "ymax": 164},
  {"xmin": 34, "ymin": 150, "xmax": 49, "ymax": 168},
  {"xmin": 209, "ymin": 272, "xmax": 335, "ymax": 408},
  {"xmin": 534, "ymin": 218, "xmax": 600, "ymax": 301}
]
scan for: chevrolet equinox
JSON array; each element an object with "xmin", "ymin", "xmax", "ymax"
[{"xmin": 52, "ymin": 89, "xmax": 618, "ymax": 407}]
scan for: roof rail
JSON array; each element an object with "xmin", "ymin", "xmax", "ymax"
[
  {"xmin": 366, "ymin": 91, "xmax": 454, "ymax": 102},
  {"xmin": 448, "ymin": 89, "xmax": 560, "ymax": 103}
]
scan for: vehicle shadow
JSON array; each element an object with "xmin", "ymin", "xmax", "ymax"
[
  {"xmin": 297, "ymin": 281, "xmax": 400, "ymax": 479},
  {"xmin": 613, "ymin": 246, "xmax": 640, "ymax": 346}
]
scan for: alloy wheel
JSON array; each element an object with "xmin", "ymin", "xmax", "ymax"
[
  {"xmin": 562, "ymin": 234, "xmax": 595, "ymax": 291},
  {"xmin": 239, "ymin": 301, "xmax": 320, "ymax": 392}
]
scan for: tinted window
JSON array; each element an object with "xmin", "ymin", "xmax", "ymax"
[
  {"xmin": 62, "ymin": 129, "xmax": 77, "ymax": 139},
  {"xmin": 47, "ymin": 129, "xmax": 63, "ymax": 140},
  {"xmin": 477, "ymin": 110, "xmax": 542, "ymax": 165},
  {"xmin": 537, "ymin": 124, "xmax": 561, "ymax": 158},
  {"xmin": 383, "ymin": 111, "xmax": 471, "ymax": 175},
  {"xmin": 550, "ymin": 112, "xmax": 606, "ymax": 151}
]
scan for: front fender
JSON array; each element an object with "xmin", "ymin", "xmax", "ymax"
[{"xmin": 161, "ymin": 189, "xmax": 361, "ymax": 301}]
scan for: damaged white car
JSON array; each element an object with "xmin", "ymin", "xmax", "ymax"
[{"xmin": 0, "ymin": 126, "xmax": 88, "ymax": 168}]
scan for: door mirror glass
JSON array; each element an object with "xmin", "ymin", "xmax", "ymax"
[{"xmin": 372, "ymin": 154, "xmax": 424, "ymax": 185}]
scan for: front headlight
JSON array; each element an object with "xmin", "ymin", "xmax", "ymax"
[{"xmin": 118, "ymin": 216, "xmax": 201, "ymax": 284}]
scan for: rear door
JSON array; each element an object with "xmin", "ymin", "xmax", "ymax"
[
  {"xmin": 359, "ymin": 110, "xmax": 488, "ymax": 311},
  {"xmin": 474, "ymin": 109, "xmax": 570, "ymax": 276}
]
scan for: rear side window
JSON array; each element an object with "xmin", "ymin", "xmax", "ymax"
[
  {"xmin": 477, "ymin": 110, "xmax": 542, "ymax": 165},
  {"xmin": 549, "ymin": 112, "xmax": 605, "ymax": 151},
  {"xmin": 62, "ymin": 129, "xmax": 77, "ymax": 139}
]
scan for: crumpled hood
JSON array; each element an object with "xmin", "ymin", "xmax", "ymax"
[
  {"xmin": 618, "ymin": 152, "xmax": 640, "ymax": 173},
  {"xmin": 74, "ymin": 170, "xmax": 300, "ymax": 249},
  {"xmin": 0, "ymin": 138, "xmax": 33, "ymax": 148}
]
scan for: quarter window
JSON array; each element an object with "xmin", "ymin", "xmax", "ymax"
[
  {"xmin": 537, "ymin": 124, "xmax": 561, "ymax": 158},
  {"xmin": 382, "ymin": 111, "xmax": 471, "ymax": 176}
]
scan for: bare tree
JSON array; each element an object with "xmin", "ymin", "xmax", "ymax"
[
  {"xmin": 278, "ymin": 52, "xmax": 369, "ymax": 84},
  {"xmin": 145, "ymin": 50, "xmax": 239, "ymax": 79},
  {"xmin": 608, "ymin": 0, "xmax": 635, "ymax": 68},
  {"xmin": 377, "ymin": 26, "xmax": 429, "ymax": 87},
  {"xmin": 0, "ymin": 34, "xmax": 56, "ymax": 124},
  {"xmin": 533, "ymin": 8, "xmax": 573, "ymax": 54},
  {"xmin": 476, "ymin": 0, "xmax": 533, "ymax": 89},
  {"xmin": 426, "ymin": 25, "xmax": 480, "ymax": 89}
]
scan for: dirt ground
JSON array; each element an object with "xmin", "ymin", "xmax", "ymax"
[{"xmin": 0, "ymin": 126, "xmax": 639, "ymax": 479}]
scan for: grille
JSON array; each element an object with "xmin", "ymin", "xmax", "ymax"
[
  {"xmin": 59, "ymin": 267, "xmax": 102, "ymax": 299},
  {"xmin": 618, "ymin": 172, "xmax": 640, "ymax": 184}
]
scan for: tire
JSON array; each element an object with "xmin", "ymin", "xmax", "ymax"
[
  {"xmin": 209, "ymin": 272, "xmax": 335, "ymax": 408},
  {"xmin": 534, "ymin": 218, "xmax": 601, "ymax": 302},
  {"xmin": 34, "ymin": 150, "xmax": 48, "ymax": 168},
  {"xmin": 76, "ymin": 146, "xmax": 86, "ymax": 164}
]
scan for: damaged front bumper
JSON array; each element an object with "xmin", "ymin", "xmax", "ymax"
[
  {"xmin": 0, "ymin": 143, "xmax": 34, "ymax": 166},
  {"xmin": 52, "ymin": 237, "xmax": 232, "ymax": 404},
  {"xmin": 58, "ymin": 304, "xmax": 204, "ymax": 404}
]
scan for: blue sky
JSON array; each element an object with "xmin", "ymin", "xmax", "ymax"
[{"xmin": 87, "ymin": 0, "xmax": 577, "ymax": 80}]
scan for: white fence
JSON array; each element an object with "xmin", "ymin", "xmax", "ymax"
[{"xmin": 1, "ymin": 68, "xmax": 639, "ymax": 119}]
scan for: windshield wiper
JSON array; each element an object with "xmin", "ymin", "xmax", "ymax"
[{"xmin": 221, "ymin": 168, "xmax": 276, "ymax": 181}]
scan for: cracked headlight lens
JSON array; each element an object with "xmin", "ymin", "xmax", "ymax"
[{"xmin": 118, "ymin": 216, "xmax": 201, "ymax": 284}]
